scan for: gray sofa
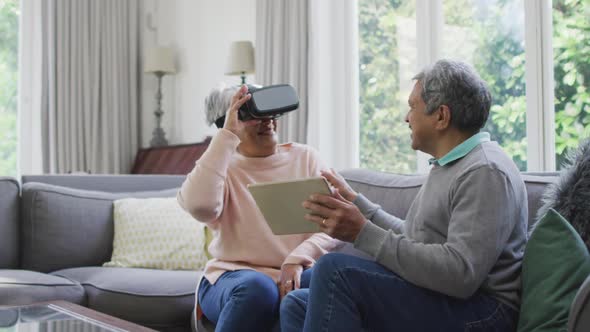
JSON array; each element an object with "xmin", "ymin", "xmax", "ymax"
[
  {"xmin": 0, "ymin": 174, "xmax": 194, "ymax": 332},
  {"xmin": 1, "ymin": 170, "xmax": 589, "ymax": 332}
]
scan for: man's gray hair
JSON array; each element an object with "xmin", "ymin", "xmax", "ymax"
[
  {"xmin": 204, "ymin": 84, "xmax": 239, "ymax": 126},
  {"xmin": 413, "ymin": 59, "xmax": 492, "ymax": 132}
]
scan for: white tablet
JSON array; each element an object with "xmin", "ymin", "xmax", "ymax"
[{"xmin": 248, "ymin": 177, "xmax": 332, "ymax": 235}]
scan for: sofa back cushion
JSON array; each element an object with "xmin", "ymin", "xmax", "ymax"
[
  {"xmin": 0, "ymin": 177, "xmax": 20, "ymax": 268},
  {"xmin": 340, "ymin": 169, "xmax": 558, "ymax": 228},
  {"xmin": 341, "ymin": 169, "xmax": 425, "ymax": 219},
  {"xmin": 21, "ymin": 174, "xmax": 185, "ymax": 192},
  {"xmin": 20, "ymin": 182, "xmax": 177, "ymax": 273}
]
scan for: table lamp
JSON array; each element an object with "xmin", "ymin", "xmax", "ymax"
[
  {"xmin": 144, "ymin": 46, "xmax": 176, "ymax": 147},
  {"xmin": 225, "ymin": 41, "xmax": 255, "ymax": 84}
]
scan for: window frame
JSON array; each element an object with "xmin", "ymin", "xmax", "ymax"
[
  {"xmin": 523, "ymin": 0, "xmax": 555, "ymax": 171},
  {"xmin": 362, "ymin": 0, "xmax": 557, "ymax": 172}
]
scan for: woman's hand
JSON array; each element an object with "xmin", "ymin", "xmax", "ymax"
[
  {"xmin": 321, "ymin": 168, "xmax": 358, "ymax": 202},
  {"xmin": 223, "ymin": 85, "xmax": 260, "ymax": 138},
  {"xmin": 279, "ymin": 263, "xmax": 303, "ymax": 299},
  {"xmin": 303, "ymin": 189, "xmax": 367, "ymax": 243}
]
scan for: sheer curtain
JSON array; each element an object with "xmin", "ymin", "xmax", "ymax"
[
  {"xmin": 27, "ymin": 0, "xmax": 141, "ymax": 174},
  {"xmin": 255, "ymin": 0, "xmax": 359, "ymax": 170},
  {"xmin": 19, "ymin": 0, "xmax": 44, "ymax": 176},
  {"xmin": 255, "ymin": 0, "xmax": 309, "ymax": 144},
  {"xmin": 307, "ymin": 0, "xmax": 359, "ymax": 170}
]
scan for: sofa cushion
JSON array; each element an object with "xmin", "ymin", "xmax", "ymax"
[
  {"xmin": 0, "ymin": 177, "xmax": 19, "ymax": 269},
  {"xmin": 21, "ymin": 174, "xmax": 185, "ymax": 193},
  {"xmin": 104, "ymin": 197, "xmax": 208, "ymax": 270},
  {"xmin": 340, "ymin": 169, "xmax": 557, "ymax": 229},
  {"xmin": 52, "ymin": 267, "xmax": 200, "ymax": 331},
  {"xmin": 340, "ymin": 169, "xmax": 426, "ymax": 219},
  {"xmin": 0, "ymin": 269, "xmax": 85, "ymax": 305},
  {"xmin": 517, "ymin": 209, "xmax": 590, "ymax": 332},
  {"xmin": 20, "ymin": 182, "xmax": 178, "ymax": 273}
]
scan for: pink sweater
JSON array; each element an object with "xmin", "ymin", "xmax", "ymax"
[{"xmin": 177, "ymin": 129, "xmax": 338, "ymax": 284}]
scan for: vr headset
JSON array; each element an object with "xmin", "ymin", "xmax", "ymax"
[{"xmin": 215, "ymin": 84, "xmax": 299, "ymax": 128}]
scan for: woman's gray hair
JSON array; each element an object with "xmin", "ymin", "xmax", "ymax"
[
  {"xmin": 204, "ymin": 84, "xmax": 239, "ymax": 126},
  {"xmin": 413, "ymin": 59, "xmax": 492, "ymax": 132}
]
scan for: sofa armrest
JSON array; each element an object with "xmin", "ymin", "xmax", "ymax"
[
  {"xmin": 569, "ymin": 274, "xmax": 590, "ymax": 332},
  {"xmin": 0, "ymin": 177, "xmax": 20, "ymax": 268}
]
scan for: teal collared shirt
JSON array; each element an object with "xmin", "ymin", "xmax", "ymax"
[{"xmin": 429, "ymin": 132, "xmax": 491, "ymax": 166}]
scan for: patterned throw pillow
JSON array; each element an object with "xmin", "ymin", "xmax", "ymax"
[{"xmin": 104, "ymin": 197, "xmax": 209, "ymax": 270}]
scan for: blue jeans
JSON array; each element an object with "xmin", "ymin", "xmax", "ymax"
[
  {"xmin": 198, "ymin": 268, "xmax": 313, "ymax": 332},
  {"xmin": 281, "ymin": 253, "xmax": 518, "ymax": 332}
]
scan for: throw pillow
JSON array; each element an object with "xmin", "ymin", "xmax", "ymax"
[
  {"xmin": 537, "ymin": 138, "xmax": 590, "ymax": 250},
  {"xmin": 517, "ymin": 208, "xmax": 590, "ymax": 332},
  {"xmin": 104, "ymin": 197, "xmax": 209, "ymax": 270}
]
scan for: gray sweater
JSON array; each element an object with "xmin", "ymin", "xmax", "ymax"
[{"xmin": 353, "ymin": 141, "xmax": 528, "ymax": 309}]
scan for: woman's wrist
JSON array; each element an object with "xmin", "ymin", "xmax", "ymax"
[{"xmin": 345, "ymin": 190, "xmax": 359, "ymax": 202}]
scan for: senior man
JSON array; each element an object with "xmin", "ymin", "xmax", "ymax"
[{"xmin": 280, "ymin": 59, "xmax": 527, "ymax": 332}]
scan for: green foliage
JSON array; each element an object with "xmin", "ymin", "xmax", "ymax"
[
  {"xmin": 358, "ymin": 0, "xmax": 415, "ymax": 173},
  {"xmin": 359, "ymin": 0, "xmax": 590, "ymax": 172},
  {"xmin": 0, "ymin": 111, "xmax": 17, "ymax": 176},
  {"xmin": 0, "ymin": 0, "xmax": 18, "ymax": 177},
  {"xmin": 552, "ymin": 0, "xmax": 590, "ymax": 168},
  {"xmin": 465, "ymin": 1, "xmax": 528, "ymax": 170}
]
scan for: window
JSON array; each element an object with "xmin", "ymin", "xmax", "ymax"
[
  {"xmin": 552, "ymin": 0, "xmax": 590, "ymax": 169},
  {"xmin": 442, "ymin": 0, "xmax": 527, "ymax": 170},
  {"xmin": 0, "ymin": 0, "xmax": 19, "ymax": 177},
  {"xmin": 358, "ymin": 0, "xmax": 416, "ymax": 173},
  {"xmin": 359, "ymin": 0, "xmax": 588, "ymax": 172}
]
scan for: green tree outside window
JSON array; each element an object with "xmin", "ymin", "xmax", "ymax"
[
  {"xmin": 0, "ymin": 0, "xmax": 18, "ymax": 177},
  {"xmin": 359, "ymin": 0, "xmax": 590, "ymax": 172}
]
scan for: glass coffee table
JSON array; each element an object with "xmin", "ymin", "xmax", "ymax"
[{"xmin": 0, "ymin": 300, "xmax": 156, "ymax": 331}]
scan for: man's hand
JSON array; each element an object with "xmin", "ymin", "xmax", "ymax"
[
  {"xmin": 303, "ymin": 190, "xmax": 367, "ymax": 242},
  {"xmin": 223, "ymin": 85, "xmax": 260, "ymax": 138},
  {"xmin": 321, "ymin": 168, "xmax": 358, "ymax": 202},
  {"xmin": 279, "ymin": 263, "xmax": 303, "ymax": 299}
]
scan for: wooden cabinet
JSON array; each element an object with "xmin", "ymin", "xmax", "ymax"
[{"xmin": 131, "ymin": 137, "xmax": 211, "ymax": 175}]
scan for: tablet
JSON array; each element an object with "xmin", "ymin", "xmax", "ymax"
[{"xmin": 248, "ymin": 177, "xmax": 332, "ymax": 235}]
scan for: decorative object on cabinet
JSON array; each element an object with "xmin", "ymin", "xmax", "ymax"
[{"xmin": 131, "ymin": 137, "xmax": 211, "ymax": 175}]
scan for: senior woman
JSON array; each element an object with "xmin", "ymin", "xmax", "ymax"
[{"xmin": 178, "ymin": 84, "xmax": 338, "ymax": 332}]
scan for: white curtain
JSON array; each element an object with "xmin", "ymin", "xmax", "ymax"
[
  {"xmin": 255, "ymin": 0, "xmax": 359, "ymax": 170},
  {"xmin": 39, "ymin": 0, "xmax": 141, "ymax": 174},
  {"xmin": 307, "ymin": 0, "xmax": 359, "ymax": 170},
  {"xmin": 19, "ymin": 0, "xmax": 44, "ymax": 176},
  {"xmin": 255, "ymin": 0, "xmax": 309, "ymax": 144}
]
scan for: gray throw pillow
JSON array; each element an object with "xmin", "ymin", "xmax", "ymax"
[
  {"xmin": 537, "ymin": 139, "xmax": 590, "ymax": 250},
  {"xmin": 20, "ymin": 182, "xmax": 178, "ymax": 273}
]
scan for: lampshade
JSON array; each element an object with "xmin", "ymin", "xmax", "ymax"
[
  {"xmin": 225, "ymin": 41, "xmax": 255, "ymax": 75},
  {"xmin": 144, "ymin": 47, "xmax": 176, "ymax": 74}
]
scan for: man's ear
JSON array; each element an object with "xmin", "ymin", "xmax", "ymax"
[{"xmin": 435, "ymin": 105, "xmax": 451, "ymax": 130}]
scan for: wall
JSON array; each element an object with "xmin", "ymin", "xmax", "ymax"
[{"xmin": 142, "ymin": 0, "xmax": 256, "ymax": 147}]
